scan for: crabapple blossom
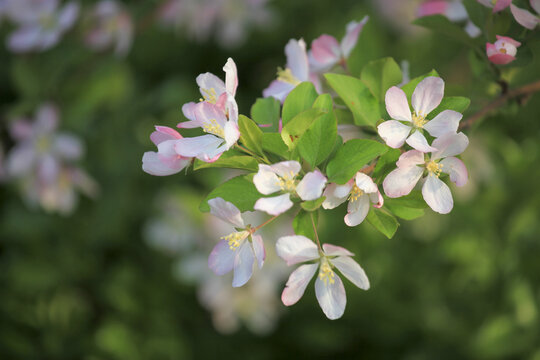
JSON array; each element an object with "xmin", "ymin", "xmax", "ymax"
[
  {"xmin": 253, "ymin": 161, "xmax": 327, "ymax": 216},
  {"xmin": 207, "ymin": 198, "xmax": 266, "ymax": 287},
  {"xmin": 383, "ymin": 132, "xmax": 469, "ymax": 214},
  {"xmin": 142, "ymin": 126, "xmax": 191, "ymax": 176},
  {"xmin": 417, "ymin": 0, "xmax": 481, "ymax": 37},
  {"xmin": 308, "ymin": 16, "xmax": 369, "ymax": 72},
  {"xmin": 323, "ymin": 172, "xmax": 383, "ymax": 227},
  {"xmin": 486, "ymin": 35, "xmax": 521, "ymax": 65},
  {"xmin": 477, "ymin": 0, "xmax": 512, "ymax": 12},
  {"xmin": 85, "ymin": 0, "xmax": 134, "ymax": 56},
  {"xmin": 4, "ymin": 0, "xmax": 79, "ymax": 53},
  {"xmin": 510, "ymin": 0, "xmax": 540, "ymax": 29},
  {"xmin": 276, "ymin": 235, "xmax": 369, "ymax": 319},
  {"xmin": 378, "ymin": 76, "xmax": 463, "ymax": 152},
  {"xmin": 263, "ymin": 39, "xmax": 313, "ymax": 102}
]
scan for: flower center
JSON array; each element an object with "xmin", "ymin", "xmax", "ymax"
[
  {"xmin": 426, "ymin": 160, "xmax": 443, "ymax": 177},
  {"xmin": 319, "ymin": 258, "xmax": 335, "ymax": 286},
  {"xmin": 277, "ymin": 67, "xmax": 301, "ymax": 85},
  {"xmin": 348, "ymin": 184, "xmax": 364, "ymax": 202},
  {"xmin": 36, "ymin": 136, "xmax": 51, "ymax": 152},
  {"xmin": 202, "ymin": 118, "xmax": 224, "ymax": 138},
  {"xmin": 39, "ymin": 14, "xmax": 57, "ymax": 30},
  {"xmin": 200, "ymin": 87, "xmax": 218, "ymax": 104},
  {"xmin": 276, "ymin": 171, "xmax": 297, "ymax": 192},
  {"xmin": 412, "ymin": 112, "xmax": 428, "ymax": 128},
  {"xmin": 221, "ymin": 231, "xmax": 248, "ymax": 251}
]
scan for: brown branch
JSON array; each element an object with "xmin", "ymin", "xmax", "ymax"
[{"xmin": 460, "ymin": 79, "xmax": 540, "ymax": 130}]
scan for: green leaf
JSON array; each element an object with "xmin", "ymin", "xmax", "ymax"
[
  {"xmin": 301, "ymin": 197, "xmax": 326, "ymax": 212},
  {"xmin": 326, "ymin": 139, "xmax": 388, "ymax": 184},
  {"xmin": 413, "ymin": 15, "xmax": 478, "ymax": 48},
  {"xmin": 360, "ymin": 57, "xmax": 402, "ymax": 102},
  {"xmin": 384, "ymin": 191, "xmax": 426, "ymax": 221},
  {"xmin": 200, "ymin": 175, "xmax": 261, "ymax": 212},
  {"xmin": 281, "ymin": 108, "xmax": 324, "ymax": 150},
  {"xmin": 281, "ymin": 82, "xmax": 318, "ymax": 125},
  {"xmin": 293, "ymin": 210, "xmax": 318, "ymax": 240},
  {"xmin": 371, "ymin": 148, "xmax": 401, "ymax": 183},
  {"xmin": 429, "ymin": 97, "xmax": 471, "ymax": 119},
  {"xmin": 251, "ymin": 97, "xmax": 281, "ymax": 132},
  {"xmin": 297, "ymin": 94, "xmax": 338, "ymax": 167},
  {"xmin": 193, "ymin": 151, "xmax": 259, "ymax": 172},
  {"xmin": 238, "ymin": 115, "xmax": 264, "ymax": 156},
  {"xmin": 463, "ymin": 0, "xmax": 488, "ymax": 29},
  {"xmin": 262, "ymin": 133, "xmax": 289, "ymax": 159},
  {"xmin": 325, "ymin": 73, "xmax": 380, "ymax": 127},
  {"xmin": 367, "ymin": 208, "xmax": 399, "ymax": 239},
  {"xmin": 401, "ymin": 69, "xmax": 439, "ymax": 100}
]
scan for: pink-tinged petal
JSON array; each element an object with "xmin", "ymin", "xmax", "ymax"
[
  {"xmin": 370, "ymin": 190, "xmax": 384, "ymax": 208},
  {"xmin": 486, "ymin": 43, "xmax": 499, "ymax": 57},
  {"xmin": 275, "ymin": 235, "xmax": 320, "ymax": 265},
  {"xmin": 385, "ymin": 86, "xmax": 412, "ymax": 122},
  {"xmin": 354, "ymin": 172, "xmax": 378, "ymax": 193},
  {"xmin": 495, "ymin": 35, "xmax": 522, "ymax": 48},
  {"xmin": 271, "ymin": 160, "xmax": 301, "ymax": 179},
  {"xmin": 194, "ymin": 101, "xmax": 228, "ymax": 129},
  {"xmin": 180, "ymin": 102, "xmax": 198, "ymax": 123},
  {"xmin": 58, "ymin": 2, "xmax": 80, "ymax": 29},
  {"xmin": 254, "ymin": 194, "xmax": 294, "ymax": 216},
  {"xmin": 315, "ymin": 273, "xmax": 346, "ymax": 320},
  {"xmin": 322, "ymin": 182, "xmax": 351, "ymax": 209},
  {"xmin": 344, "ymin": 194, "xmax": 370, "ymax": 226},
  {"xmin": 7, "ymin": 26, "xmax": 42, "ymax": 52},
  {"xmin": 510, "ymin": 5, "xmax": 539, "ymax": 28},
  {"xmin": 142, "ymin": 151, "xmax": 188, "ymax": 176},
  {"xmin": 406, "ymin": 131, "xmax": 438, "ymax": 153},
  {"xmin": 332, "ymin": 256, "xmax": 370, "ymax": 290},
  {"xmin": 431, "ymin": 132, "xmax": 469, "ymax": 160},
  {"xmin": 383, "ymin": 166, "xmax": 423, "ymax": 198},
  {"xmin": 263, "ymin": 80, "xmax": 295, "ymax": 103},
  {"xmin": 196, "ymin": 72, "xmax": 226, "ymax": 100},
  {"xmin": 465, "ymin": 21, "xmax": 482, "ymax": 38},
  {"xmin": 9, "ymin": 119, "xmax": 33, "ymax": 141},
  {"xmin": 285, "ymin": 38, "xmax": 309, "ymax": 81},
  {"xmin": 340, "ymin": 16, "xmax": 369, "ymax": 58},
  {"xmin": 417, "ymin": 1, "xmax": 448, "ymax": 17},
  {"xmin": 412, "ymin": 76, "xmax": 444, "ymax": 116},
  {"xmin": 208, "ymin": 197, "xmax": 245, "ymax": 228},
  {"xmin": 322, "ymin": 244, "xmax": 355, "ymax": 257},
  {"xmin": 223, "ymin": 121, "xmax": 240, "ymax": 149},
  {"xmin": 150, "ymin": 126, "xmax": 182, "ymax": 146},
  {"xmin": 439, "ymin": 156, "xmax": 468, "ymax": 187},
  {"xmin": 53, "ymin": 134, "xmax": 83, "ymax": 160},
  {"xmin": 174, "ymin": 134, "xmax": 224, "ymax": 160},
  {"xmin": 493, "ymin": 0, "xmax": 512, "ymax": 12},
  {"xmin": 296, "ymin": 170, "xmax": 327, "ymax": 201},
  {"xmin": 223, "ymin": 57, "xmax": 238, "ymax": 96},
  {"xmin": 310, "ymin": 34, "xmax": 341, "ymax": 69},
  {"xmin": 397, "ymin": 150, "xmax": 425, "ymax": 168},
  {"xmin": 208, "ymin": 239, "xmax": 236, "ymax": 275},
  {"xmin": 6, "ymin": 145, "xmax": 35, "ymax": 177},
  {"xmin": 232, "ymin": 241, "xmax": 255, "ymax": 287},
  {"xmin": 531, "ymin": 0, "xmax": 540, "ymax": 14},
  {"xmin": 225, "ymin": 94, "xmax": 238, "ymax": 123},
  {"xmin": 251, "ymin": 234, "xmax": 266, "ymax": 269},
  {"xmin": 422, "ymin": 174, "xmax": 453, "ymax": 214},
  {"xmin": 281, "ymin": 264, "xmax": 318, "ymax": 306},
  {"xmin": 488, "ymin": 53, "xmax": 517, "ymax": 65},
  {"xmin": 35, "ymin": 104, "xmax": 59, "ymax": 133},
  {"xmin": 424, "ymin": 110, "xmax": 462, "ymax": 137},
  {"xmin": 377, "ymin": 120, "xmax": 412, "ymax": 149},
  {"xmin": 253, "ymin": 164, "xmax": 282, "ymax": 194},
  {"xmin": 38, "ymin": 154, "xmax": 59, "ymax": 184}
]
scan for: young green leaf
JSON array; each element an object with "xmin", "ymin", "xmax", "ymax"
[
  {"xmin": 200, "ymin": 175, "xmax": 261, "ymax": 212},
  {"xmin": 384, "ymin": 191, "xmax": 426, "ymax": 221},
  {"xmin": 413, "ymin": 15, "xmax": 478, "ymax": 48},
  {"xmin": 194, "ymin": 154, "xmax": 259, "ymax": 172},
  {"xmin": 301, "ymin": 197, "xmax": 326, "ymax": 212},
  {"xmin": 251, "ymin": 97, "xmax": 281, "ymax": 132},
  {"xmin": 325, "ymin": 73, "xmax": 381, "ymax": 127},
  {"xmin": 326, "ymin": 139, "xmax": 388, "ymax": 184},
  {"xmin": 360, "ymin": 57, "xmax": 403, "ymax": 102},
  {"xmin": 371, "ymin": 148, "xmax": 401, "ymax": 183},
  {"xmin": 293, "ymin": 209, "xmax": 318, "ymax": 240},
  {"xmin": 429, "ymin": 97, "xmax": 471, "ymax": 119},
  {"xmin": 281, "ymin": 108, "xmax": 324, "ymax": 150},
  {"xmin": 367, "ymin": 208, "xmax": 399, "ymax": 239},
  {"xmin": 262, "ymin": 133, "xmax": 289, "ymax": 159},
  {"xmin": 281, "ymin": 82, "xmax": 318, "ymax": 125},
  {"xmin": 238, "ymin": 115, "xmax": 264, "ymax": 156}
]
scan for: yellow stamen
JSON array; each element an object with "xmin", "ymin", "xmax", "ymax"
[
  {"xmin": 36, "ymin": 136, "xmax": 51, "ymax": 152},
  {"xmin": 276, "ymin": 171, "xmax": 297, "ymax": 192},
  {"xmin": 277, "ymin": 67, "xmax": 301, "ymax": 85},
  {"xmin": 348, "ymin": 183, "xmax": 364, "ymax": 202},
  {"xmin": 319, "ymin": 258, "xmax": 335, "ymax": 285},
  {"xmin": 202, "ymin": 118, "xmax": 225, "ymax": 138},
  {"xmin": 426, "ymin": 160, "xmax": 443, "ymax": 177},
  {"xmin": 221, "ymin": 231, "xmax": 248, "ymax": 251},
  {"xmin": 412, "ymin": 112, "xmax": 428, "ymax": 128},
  {"xmin": 201, "ymin": 87, "xmax": 218, "ymax": 104}
]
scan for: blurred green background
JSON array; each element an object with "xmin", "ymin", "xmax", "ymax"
[{"xmin": 1, "ymin": 0, "xmax": 540, "ymax": 359}]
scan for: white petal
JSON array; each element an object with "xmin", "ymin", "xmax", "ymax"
[
  {"xmin": 194, "ymin": 101, "xmax": 228, "ymax": 130},
  {"xmin": 412, "ymin": 76, "xmax": 444, "ymax": 116},
  {"xmin": 340, "ymin": 16, "xmax": 369, "ymax": 58},
  {"xmin": 396, "ymin": 150, "xmax": 426, "ymax": 168},
  {"xmin": 223, "ymin": 120, "xmax": 240, "ymax": 149},
  {"xmin": 439, "ymin": 157, "xmax": 468, "ymax": 187},
  {"xmin": 208, "ymin": 197, "xmax": 245, "ymax": 228},
  {"xmin": 253, "ymin": 164, "xmax": 282, "ymax": 195},
  {"xmin": 431, "ymin": 132, "xmax": 469, "ymax": 160},
  {"xmin": 322, "ymin": 183, "xmax": 350, "ymax": 209},
  {"xmin": 315, "ymin": 273, "xmax": 347, "ymax": 320},
  {"xmin": 531, "ymin": 0, "xmax": 540, "ymax": 14},
  {"xmin": 423, "ymin": 110, "xmax": 462, "ymax": 138},
  {"xmin": 142, "ymin": 151, "xmax": 187, "ymax": 176},
  {"xmin": 422, "ymin": 175, "xmax": 454, "ymax": 214},
  {"xmin": 232, "ymin": 241, "xmax": 255, "ymax": 287},
  {"xmin": 383, "ymin": 166, "xmax": 423, "ymax": 198},
  {"xmin": 285, "ymin": 38, "xmax": 309, "ymax": 81},
  {"xmin": 281, "ymin": 264, "xmax": 318, "ymax": 306},
  {"xmin": 254, "ymin": 194, "xmax": 294, "ymax": 216},
  {"xmin": 510, "ymin": 4, "xmax": 539, "ymax": 29},
  {"xmin": 196, "ymin": 72, "xmax": 226, "ymax": 100},
  {"xmin": 385, "ymin": 86, "xmax": 412, "ymax": 122},
  {"xmin": 296, "ymin": 170, "xmax": 327, "ymax": 201},
  {"xmin": 344, "ymin": 195, "xmax": 370, "ymax": 226},
  {"xmin": 332, "ymin": 256, "xmax": 370, "ymax": 290},
  {"xmin": 275, "ymin": 235, "xmax": 320, "ymax": 266},
  {"xmin": 223, "ymin": 57, "xmax": 238, "ymax": 96},
  {"xmin": 322, "ymin": 244, "xmax": 354, "ymax": 257},
  {"xmin": 271, "ymin": 160, "xmax": 301, "ymax": 179},
  {"xmin": 355, "ymin": 173, "xmax": 378, "ymax": 193},
  {"xmin": 262, "ymin": 80, "xmax": 295, "ymax": 103},
  {"xmin": 251, "ymin": 234, "xmax": 266, "ymax": 269},
  {"xmin": 174, "ymin": 134, "xmax": 224, "ymax": 160},
  {"xmin": 208, "ymin": 239, "xmax": 236, "ymax": 276},
  {"xmin": 6, "ymin": 145, "xmax": 35, "ymax": 177},
  {"xmin": 377, "ymin": 120, "xmax": 412, "ymax": 148},
  {"xmin": 406, "ymin": 131, "xmax": 437, "ymax": 153}
]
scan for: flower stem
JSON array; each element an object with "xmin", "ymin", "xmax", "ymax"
[
  {"xmin": 310, "ymin": 212, "xmax": 322, "ymax": 251},
  {"xmin": 253, "ymin": 214, "xmax": 279, "ymax": 232},
  {"xmin": 235, "ymin": 144, "xmax": 271, "ymax": 164}
]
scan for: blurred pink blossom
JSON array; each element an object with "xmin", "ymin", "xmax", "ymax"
[
  {"xmin": 510, "ymin": 0, "xmax": 540, "ymax": 29},
  {"xmin": 486, "ymin": 35, "xmax": 521, "ymax": 65},
  {"xmin": 417, "ymin": 0, "xmax": 481, "ymax": 37},
  {"xmin": 477, "ymin": 0, "xmax": 512, "ymax": 12}
]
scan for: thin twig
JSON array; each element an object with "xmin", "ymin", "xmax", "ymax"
[
  {"xmin": 310, "ymin": 212, "xmax": 322, "ymax": 251},
  {"xmin": 253, "ymin": 215, "xmax": 279, "ymax": 232}
]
